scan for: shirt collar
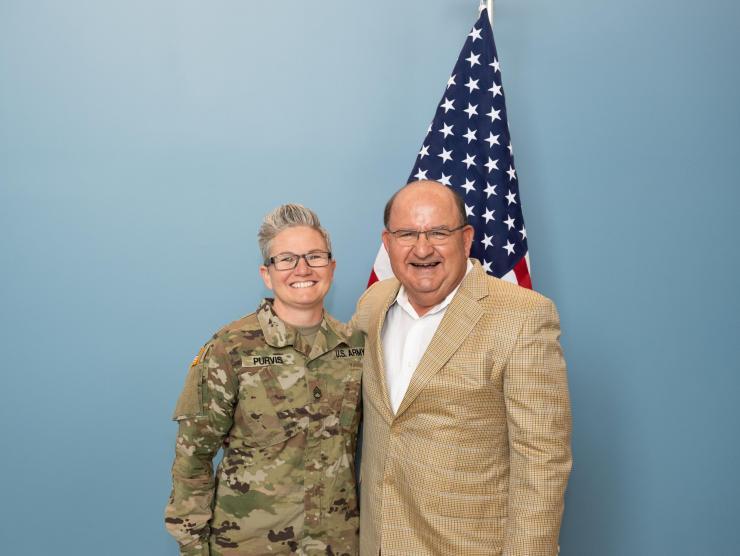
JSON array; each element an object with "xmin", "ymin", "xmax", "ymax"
[{"xmin": 394, "ymin": 259, "xmax": 473, "ymax": 320}]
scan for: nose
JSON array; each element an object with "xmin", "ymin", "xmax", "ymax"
[
  {"xmin": 412, "ymin": 233, "xmax": 434, "ymax": 257},
  {"xmin": 293, "ymin": 256, "xmax": 312, "ymax": 275}
]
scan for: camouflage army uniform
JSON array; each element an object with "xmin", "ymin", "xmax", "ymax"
[{"xmin": 165, "ymin": 299, "xmax": 364, "ymax": 556}]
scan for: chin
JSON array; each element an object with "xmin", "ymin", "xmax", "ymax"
[
  {"xmin": 293, "ymin": 294, "xmax": 322, "ymax": 304},
  {"xmin": 409, "ymin": 277, "xmax": 441, "ymax": 290}
]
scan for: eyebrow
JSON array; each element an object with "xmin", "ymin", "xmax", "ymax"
[
  {"xmin": 274, "ymin": 249, "xmax": 328, "ymax": 256},
  {"xmin": 392, "ymin": 225, "xmax": 457, "ymax": 231}
]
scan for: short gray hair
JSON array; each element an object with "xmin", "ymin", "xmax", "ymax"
[{"xmin": 258, "ymin": 204, "xmax": 332, "ymax": 262}]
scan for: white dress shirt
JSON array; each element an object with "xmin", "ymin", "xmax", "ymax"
[{"xmin": 381, "ymin": 261, "xmax": 473, "ymax": 414}]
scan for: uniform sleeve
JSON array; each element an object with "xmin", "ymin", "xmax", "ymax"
[
  {"xmin": 502, "ymin": 297, "xmax": 572, "ymax": 556},
  {"xmin": 165, "ymin": 338, "xmax": 238, "ymax": 556}
]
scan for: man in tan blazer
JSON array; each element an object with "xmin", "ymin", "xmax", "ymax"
[{"xmin": 352, "ymin": 180, "xmax": 572, "ymax": 555}]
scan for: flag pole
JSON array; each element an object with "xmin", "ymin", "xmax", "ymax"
[{"xmin": 487, "ymin": 0, "xmax": 494, "ymax": 25}]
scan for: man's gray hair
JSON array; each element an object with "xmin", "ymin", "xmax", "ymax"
[{"xmin": 258, "ymin": 204, "xmax": 332, "ymax": 262}]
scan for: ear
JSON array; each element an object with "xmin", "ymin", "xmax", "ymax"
[
  {"xmin": 259, "ymin": 265, "xmax": 273, "ymax": 291},
  {"xmin": 326, "ymin": 259, "xmax": 337, "ymax": 279},
  {"xmin": 381, "ymin": 229, "xmax": 391, "ymax": 253},
  {"xmin": 462, "ymin": 225, "xmax": 475, "ymax": 257}
]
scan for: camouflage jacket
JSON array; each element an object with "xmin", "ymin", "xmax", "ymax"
[{"xmin": 165, "ymin": 299, "xmax": 364, "ymax": 556}]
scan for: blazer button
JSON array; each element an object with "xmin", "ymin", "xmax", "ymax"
[{"xmin": 313, "ymin": 386, "xmax": 322, "ymax": 400}]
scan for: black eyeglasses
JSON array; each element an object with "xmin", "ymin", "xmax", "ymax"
[
  {"xmin": 265, "ymin": 251, "xmax": 332, "ymax": 271},
  {"xmin": 385, "ymin": 224, "xmax": 468, "ymax": 245}
]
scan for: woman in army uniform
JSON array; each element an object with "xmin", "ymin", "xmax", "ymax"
[{"xmin": 165, "ymin": 205, "xmax": 364, "ymax": 556}]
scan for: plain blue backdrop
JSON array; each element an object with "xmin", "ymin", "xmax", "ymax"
[{"xmin": 2, "ymin": 1, "xmax": 738, "ymax": 554}]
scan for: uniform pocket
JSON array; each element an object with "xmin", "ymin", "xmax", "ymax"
[
  {"xmin": 338, "ymin": 366, "xmax": 362, "ymax": 431},
  {"xmin": 172, "ymin": 362, "xmax": 207, "ymax": 420},
  {"xmin": 236, "ymin": 364, "xmax": 308, "ymax": 447}
]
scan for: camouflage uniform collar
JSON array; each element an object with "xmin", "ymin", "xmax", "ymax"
[
  {"xmin": 256, "ymin": 299, "xmax": 346, "ymax": 359},
  {"xmin": 307, "ymin": 313, "xmax": 347, "ymax": 360},
  {"xmin": 257, "ymin": 299, "xmax": 298, "ymax": 348}
]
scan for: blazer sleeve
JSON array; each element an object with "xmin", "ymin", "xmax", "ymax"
[
  {"xmin": 347, "ymin": 281, "xmax": 381, "ymax": 336},
  {"xmin": 502, "ymin": 296, "xmax": 572, "ymax": 556}
]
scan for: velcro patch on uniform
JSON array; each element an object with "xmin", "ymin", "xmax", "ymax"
[
  {"xmin": 334, "ymin": 347, "xmax": 365, "ymax": 358},
  {"xmin": 242, "ymin": 353, "xmax": 296, "ymax": 367}
]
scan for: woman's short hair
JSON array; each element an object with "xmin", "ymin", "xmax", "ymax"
[{"xmin": 258, "ymin": 204, "xmax": 332, "ymax": 262}]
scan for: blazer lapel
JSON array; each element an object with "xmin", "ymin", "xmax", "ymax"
[
  {"xmin": 394, "ymin": 263, "xmax": 488, "ymax": 418},
  {"xmin": 369, "ymin": 281, "xmax": 400, "ymax": 417}
]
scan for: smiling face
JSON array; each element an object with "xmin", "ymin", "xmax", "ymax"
[
  {"xmin": 382, "ymin": 181, "xmax": 473, "ymax": 316},
  {"xmin": 259, "ymin": 225, "xmax": 335, "ymax": 325}
]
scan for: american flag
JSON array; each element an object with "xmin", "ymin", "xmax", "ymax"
[{"xmin": 369, "ymin": 6, "xmax": 532, "ymax": 289}]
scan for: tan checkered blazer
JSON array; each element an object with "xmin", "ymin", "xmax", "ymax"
[{"xmin": 353, "ymin": 260, "xmax": 572, "ymax": 556}]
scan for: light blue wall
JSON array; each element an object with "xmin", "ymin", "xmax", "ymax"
[{"xmin": 2, "ymin": 1, "xmax": 738, "ymax": 554}]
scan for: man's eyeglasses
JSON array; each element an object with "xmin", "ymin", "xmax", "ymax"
[
  {"xmin": 265, "ymin": 251, "xmax": 332, "ymax": 271},
  {"xmin": 386, "ymin": 224, "xmax": 468, "ymax": 245}
]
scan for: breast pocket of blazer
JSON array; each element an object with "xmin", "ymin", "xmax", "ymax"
[{"xmin": 236, "ymin": 359, "xmax": 309, "ymax": 447}]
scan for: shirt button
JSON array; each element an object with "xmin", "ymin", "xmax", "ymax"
[{"xmin": 313, "ymin": 386, "xmax": 322, "ymax": 400}]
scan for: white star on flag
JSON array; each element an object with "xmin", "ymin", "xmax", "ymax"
[
  {"xmin": 462, "ymin": 153, "xmax": 476, "ymax": 168},
  {"xmin": 439, "ymin": 123, "xmax": 454, "ymax": 138},
  {"xmin": 464, "ymin": 103, "xmax": 478, "ymax": 118},
  {"xmin": 503, "ymin": 240, "xmax": 516, "ymax": 255},
  {"xmin": 461, "ymin": 178, "xmax": 476, "ymax": 193},
  {"xmin": 487, "ymin": 107, "xmax": 501, "ymax": 122},
  {"xmin": 465, "ymin": 77, "xmax": 480, "ymax": 93},
  {"xmin": 438, "ymin": 148, "xmax": 454, "ymax": 163},
  {"xmin": 485, "ymin": 132, "xmax": 500, "ymax": 147},
  {"xmin": 468, "ymin": 27, "xmax": 482, "ymax": 42},
  {"xmin": 466, "ymin": 52, "xmax": 481, "ymax": 67},
  {"xmin": 504, "ymin": 215, "xmax": 516, "ymax": 230}
]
